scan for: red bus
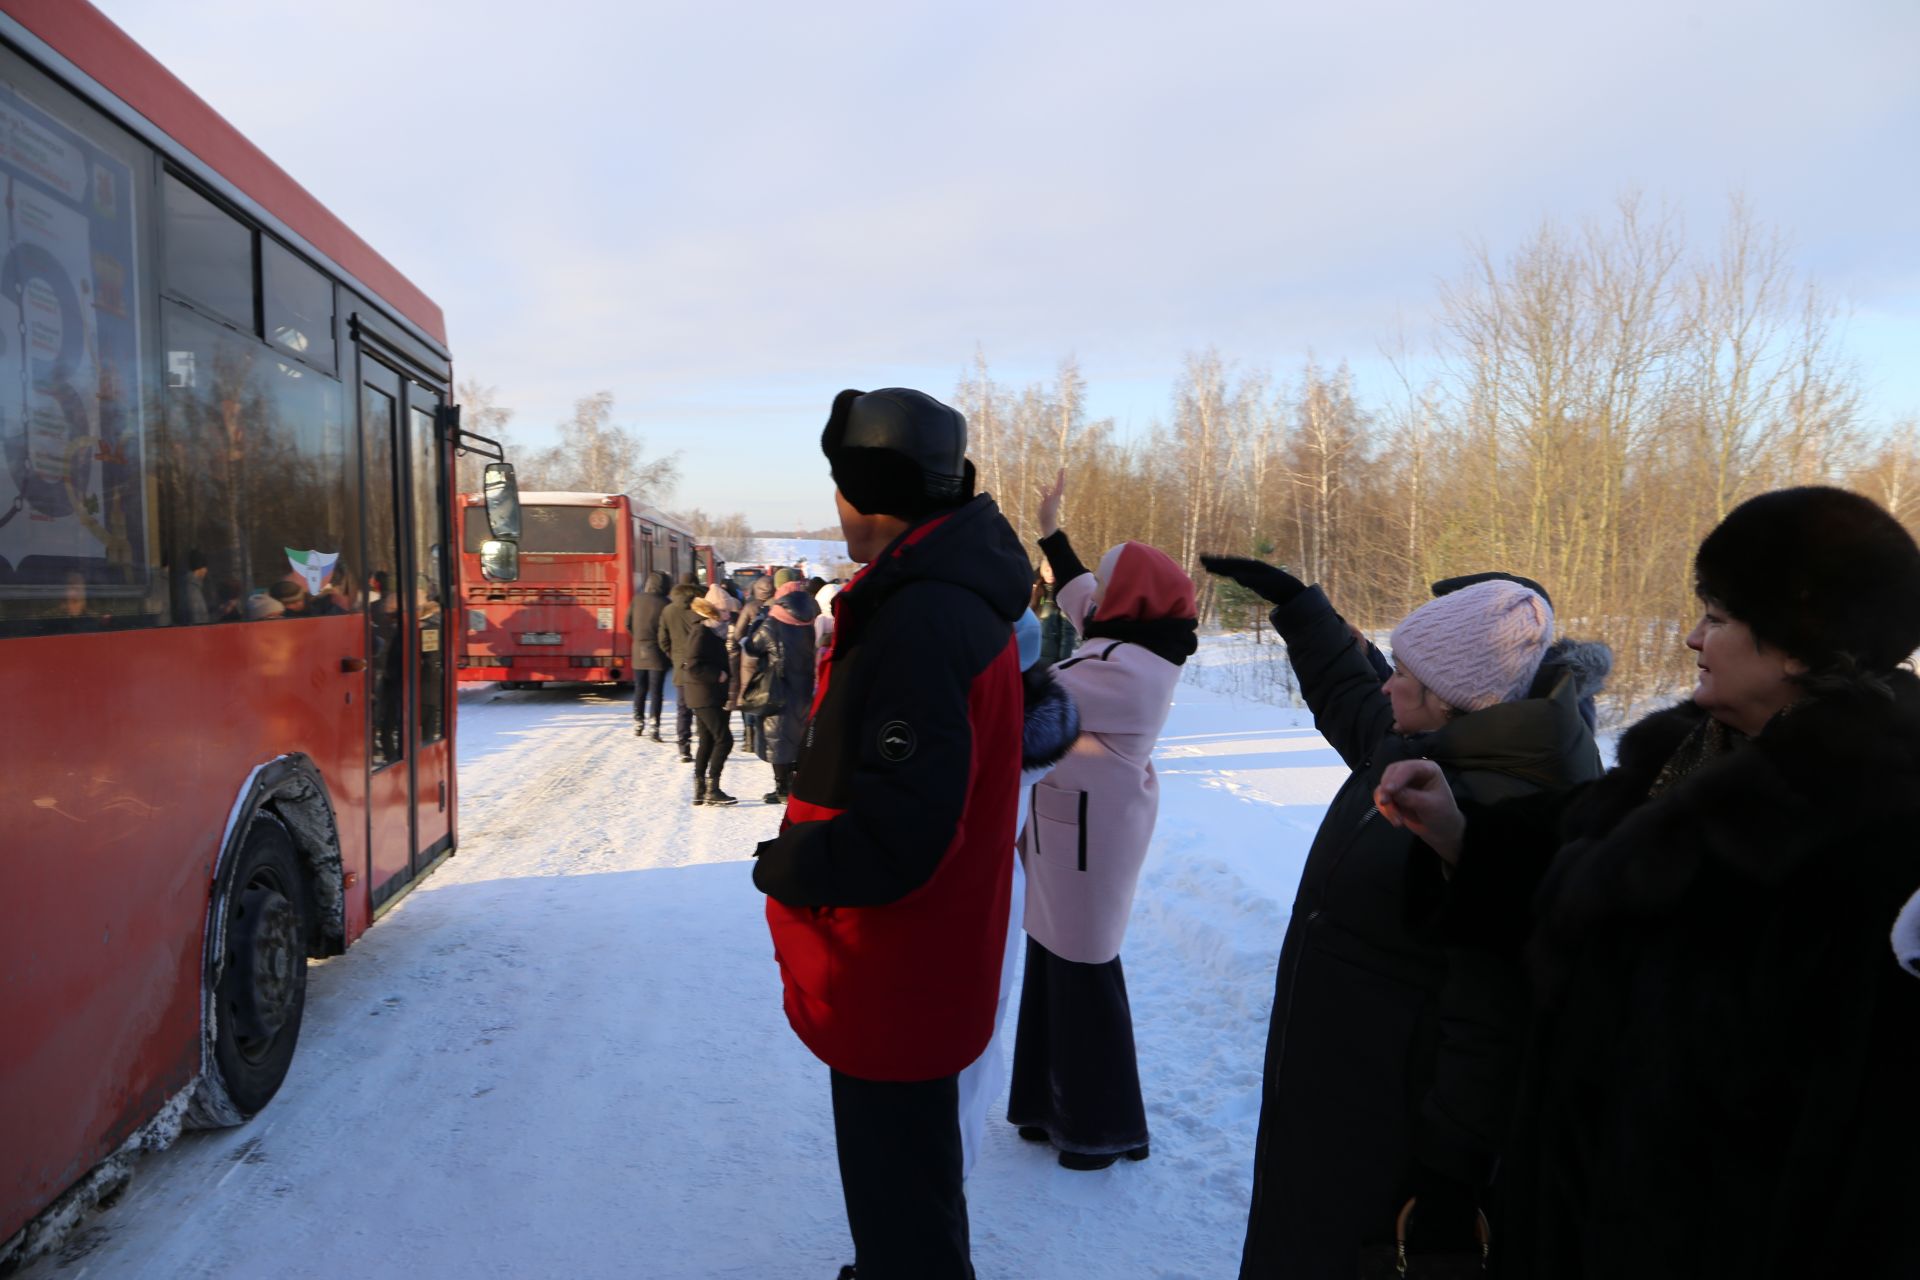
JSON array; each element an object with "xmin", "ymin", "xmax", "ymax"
[
  {"xmin": 0, "ymin": 1, "xmax": 519, "ymax": 1264},
  {"xmin": 457, "ymin": 492, "xmax": 717, "ymax": 688}
]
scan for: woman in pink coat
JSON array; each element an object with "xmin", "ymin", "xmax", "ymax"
[{"xmin": 1007, "ymin": 470, "xmax": 1198, "ymax": 1170}]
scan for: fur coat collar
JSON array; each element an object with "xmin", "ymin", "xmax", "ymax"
[{"xmin": 1530, "ymin": 671, "xmax": 1920, "ymax": 992}]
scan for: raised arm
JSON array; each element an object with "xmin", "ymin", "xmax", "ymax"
[{"xmin": 1207, "ymin": 553, "xmax": 1394, "ymax": 772}]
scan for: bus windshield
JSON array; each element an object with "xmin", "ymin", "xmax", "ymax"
[{"xmin": 466, "ymin": 505, "xmax": 615, "ymax": 555}]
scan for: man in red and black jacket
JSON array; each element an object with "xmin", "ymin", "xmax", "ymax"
[{"xmin": 753, "ymin": 387, "xmax": 1029, "ymax": 1280}]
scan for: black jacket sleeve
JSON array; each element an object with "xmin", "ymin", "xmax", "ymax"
[
  {"xmin": 1037, "ymin": 529, "xmax": 1090, "ymax": 590},
  {"xmin": 1271, "ymin": 585, "xmax": 1393, "ymax": 772},
  {"xmin": 1422, "ymin": 789, "xmax": 1578, "ymax": 952},
  {"xmin": 656, "ymin": 607, "xmax": 676, "ymax": 664},
  {"xmin": 752, "ymin": 589, "xmax": 983, "ymax": 908}
]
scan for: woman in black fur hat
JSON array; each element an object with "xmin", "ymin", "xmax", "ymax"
[{"xmin": 1376, "ymin": 486, "xmax": 1920, "ymax": 1278}]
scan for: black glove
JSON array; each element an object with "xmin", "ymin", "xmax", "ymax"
[
  {"xmin": 1398, "ymin": 1163, "xmax": 1483, "ymax": 1254},
  {"xmin": 1199, "ymin": 555, "xmax": 1306, "ymax": 606}
]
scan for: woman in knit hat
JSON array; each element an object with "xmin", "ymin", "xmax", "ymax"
[
  {"xmin": 1202, "ymin": 555, "xmax": 1607, "ymax": 1277},
  {"xmin": 1373, "ymin": 486, "xmax": 1920, "ymax": 1277}
]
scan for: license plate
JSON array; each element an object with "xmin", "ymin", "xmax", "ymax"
[{"xmin": 519, "ymin": 632, "xmax": 563, "ymax": 645}]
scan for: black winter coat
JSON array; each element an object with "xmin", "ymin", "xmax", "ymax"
[
  {"xmin": 656, "ymin": 582, "xmax": 700, "ymax": 677},
  {"xmin": 1242, "ymin": 586, "xmax": 1604, "ymax": 1279},
  {"xmin": 752, "ymin": 494, "xmax": 1031, "ymax": 1081},
  {"xmin": 661, "ymin": 595, "xmax": 729, "ymax": 709},
  {"xmin": 740, "ymin": 588, "xmax": 819, "ymax": 766},
  {"xmin": 628, "ymin": 572, "xmax": 670, "ymax": 671},
  {"xmin": 1438, "ymin": 675, "xmax": 1920, "ymax": 1279},
  {"xmin": 1035, "ymin": 588, "xmax": 1078, "ymax": 667}
]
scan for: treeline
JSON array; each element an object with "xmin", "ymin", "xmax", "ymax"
[
  {"xmin": 453, "ymin": 387, "xmax": 681, "ymax": 513},
  {"xmin": 955, "ymin": 197, "xmax": 1919, "ymax": 711},
  {"xmin": 450, "ymin": 388, "xmax": 765, "ymax": 558}
]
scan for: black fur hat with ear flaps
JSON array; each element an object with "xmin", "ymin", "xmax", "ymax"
[
  {"xmin": 1693, "ymin": 485, "xmax": 1920, "ymax": 676},
  {"xmin": 821, "ymin": 387, "xmax": 974, "ymax": 519}
]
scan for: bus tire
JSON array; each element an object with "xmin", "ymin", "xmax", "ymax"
[{"xmin": 195, "ymin": 815, "xmax": 313, "ymax": 1123}]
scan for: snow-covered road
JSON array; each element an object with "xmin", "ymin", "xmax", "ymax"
[{"xmin": 25, "ymin": 669, "xmax": 1337, "ymax": 1280}]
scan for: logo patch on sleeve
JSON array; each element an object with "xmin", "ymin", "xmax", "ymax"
[{"xmin": 878, "ymin": 720, "xmax": 916, "ymax": 763}]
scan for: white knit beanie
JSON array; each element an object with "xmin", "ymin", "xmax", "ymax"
[{"xmin": 1388, "ymin": 580, "xmax": 1554, "ymax": 713}]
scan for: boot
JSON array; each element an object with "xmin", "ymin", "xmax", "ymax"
[
  {"xmin": 633, "ymin": 721, "xmax": 646, "ymax": 738},
  {"xmin": 679, "ymin": 746, "xmax": 694, "ymax": 763},
  {"xmin": 763, "ymin": 790, "xmax": 784, "ymax": 805},
  {"xmin": 1057, "ymin": 1144, "xmax": 1149, "ymax": 1172},
  {"xmin": 648, "ymin": 720, "xmax": 663, "ymax": 743},
  {"xmin": 705, "ymin": 779, "xmax": 739, "ymax": 806},
  {"xmin": 691, "ymin": 776, "xmax": 707, "ymax": 806}
]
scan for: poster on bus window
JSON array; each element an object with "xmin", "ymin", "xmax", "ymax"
[{"xmin": 0, "ymin": 79, "xmax": 145, "ymax": 600}]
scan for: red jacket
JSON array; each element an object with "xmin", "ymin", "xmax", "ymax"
[{"xmin": 752, "ymin": 496, "xmax": 1029, "ymax": 1080}]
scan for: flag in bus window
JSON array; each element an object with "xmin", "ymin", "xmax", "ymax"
[{"xmin": 285, "ymin": 548, "xmax": 338, "ymax": 594}]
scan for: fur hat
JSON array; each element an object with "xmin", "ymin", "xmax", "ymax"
[
  {"xmin": 821, "ymin": 387, "xmax": 974, "ymax": 519},
  {"xmin": 702, "ymin": 583, "xmax": 735, "ymax": 617},
  {"xmin": 1694, "ymin": 486, "xmax": 1920, "ymax": 675},
  {"xmin": 1390, "ymin": 579, "xmax": 1554, "ymax": 713}
]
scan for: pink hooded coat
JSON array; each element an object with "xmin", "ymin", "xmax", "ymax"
[{"xmin": 1020, "ymin": 542, "xmax": 1193, "ymax": 964}]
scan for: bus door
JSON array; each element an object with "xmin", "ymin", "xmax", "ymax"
[{"xmin": 359, "ymin": 355, "xmax": 452, "ymax": 909}]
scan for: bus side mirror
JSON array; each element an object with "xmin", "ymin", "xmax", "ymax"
[
  {"xmin": 483, "ymin": 462, "xmax": 522, "ymax": 541},
  {"xmin": 480, "ymin": 539, "xmax": 519, "ymax": 583}
]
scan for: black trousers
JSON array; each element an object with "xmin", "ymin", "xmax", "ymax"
[
  {"xmin": 632, "ymin": 669, "xmax": 666, "ymax": 723},
  {"xmin": 691, "ymin": 704, "xmax": 732, "ymax": 778},
  {"xmin": 1006, "ymin": 936, "xmax": 1149, "ymax": 1155},
  {"xmin": 829, "ymin": 1069, "xmax": 973, "ymax": 1280},
  {"xmin": 675, "ymin": 696, "xmax": 694, "ymax": 750}
]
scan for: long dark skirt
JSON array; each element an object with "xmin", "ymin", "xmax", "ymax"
[{"xmin": 1006, "ymin": 935, "xmax": 1149, "ymax": 1155}]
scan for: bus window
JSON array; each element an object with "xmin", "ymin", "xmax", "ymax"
[
  {"xmin": 0, "ymin": 60, "xmax": 155, "ymax": 636},
  {"xmin": 160, "ymin": 306, "xmax": 352, "ymax": 625}
]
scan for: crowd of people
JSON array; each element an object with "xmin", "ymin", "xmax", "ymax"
[{"xmin": 638, "ymin": 386, "xmax": 1920, "ymax": 1279}]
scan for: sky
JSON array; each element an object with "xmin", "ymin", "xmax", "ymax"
[{"xmin": 93, "ymin": 0, "xmax": 1920, "ymax": 529}]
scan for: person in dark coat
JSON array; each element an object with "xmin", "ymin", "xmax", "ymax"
[
  {"xmin": 734, "ymin": 574, "xmax": 779, "ymax": 756},
  {"xmin": 656, "ymin": 573, "xmax": 703, "ymax": 762},
  {"xmin": 739, "ymin": 567, "xmax": 819, "ymax": 804},
  {"xmin": 1032, "ymin": 558, "xmax": 1078, "ymax": 667},
  {"xmin": 1375, "ymin": 486, "xmax": 1920, "ymax": 1280},
  {"xmin": 1204, "ymin": 555, "xmax": 1607, "ymax": 1278},
  {"xmin": 629, "ymin": 570, "xmax": 671, "ymax": 739},
  {"xmin": 753, "ymin": 387, "xmax": 1028, "ymax": 1280},
  {"xmin": 664, "ymin": 593, "xmax": 737, "ymax": 804}
]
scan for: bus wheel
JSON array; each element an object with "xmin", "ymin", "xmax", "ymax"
[{"xmin": 209, "ymin": 816, "xmax": 312, "ymax": 1118}]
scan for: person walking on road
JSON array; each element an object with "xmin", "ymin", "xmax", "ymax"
[
  {"xmin": 739, "ymin": 568, "xmax": 819, "ymax": 804},
  {"xmin": 1007, "ymin": 468, "xmax": 1198, "ymax": 1172},
  {"xmin": 753, "ymin": 387, "xmax": 1029, "ymax": 1280},
  {"xmin": 667, "ymin": 592, "xmax": 737, "ymax": 805},
  {"xmin": 735, "ymin": 574, "xmax": 779, "ymax": 756},
  {"xmin": 629, "ymin": 570, "xmax": 671, "ymax": 740},
  {"xmin": 656, "ymin": 573, "xmax": 702, "ymax": 761}
]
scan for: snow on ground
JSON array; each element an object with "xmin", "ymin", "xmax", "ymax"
[
  {"xmin": 739, "ymin": 537, "xmax": 848, "ymax": 577},
  {"xmin": 23, "ymin": 645, "xmax": 1334, "ymax": 1280}
]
